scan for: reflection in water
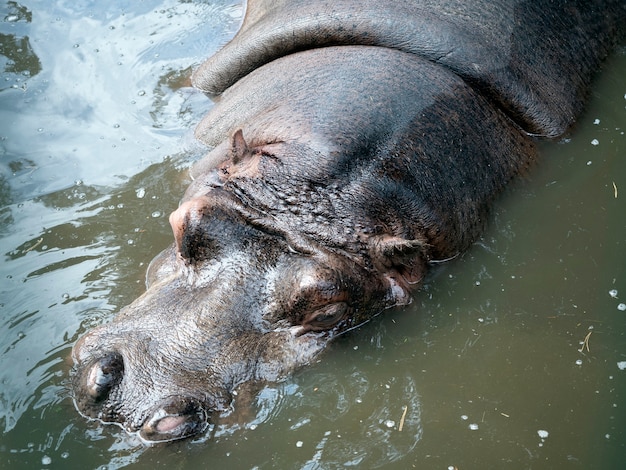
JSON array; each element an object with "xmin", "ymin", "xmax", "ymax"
[{"xmin": 0, "ymin": 2, "xmax": 41, "ymax": 90}]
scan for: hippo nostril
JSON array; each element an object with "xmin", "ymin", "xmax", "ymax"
[
  {"xmin": 139, "ymin": 397, "xmax": 208, "ymax": 443},
  {"xmin": 84, "ymin": 353, "xmax": 124, "ymax": 402}
]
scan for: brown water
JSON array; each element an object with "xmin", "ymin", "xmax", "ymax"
[{"xmin": 1, "ymin": 1, "xmax": 625, "ymax": 469}]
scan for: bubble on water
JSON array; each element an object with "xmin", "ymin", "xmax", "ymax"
[
  {"xmin": 575, "ymin": 359, "xmax": 583, "ymax": 366},
  {"xmin": 605, "ymin": 434, "xmax": 610, "ymax": 439},
  {"xmin": 135, "ymin": 187, "xmax": 145, "ymax": 198},
  {"xmin": 609, "ymin": 289, "xmax": 618, "ymax": 298},
  {"xmin": 468, "ymin": 423, "xmax": 478, "ymax": 430},
  {"xmin": 61, "ymin": 452, "xmax": 69, "ymax": 459},
  {"xmin": 151, "ymin": 211, "xmax": 162, "ymax": 218},
  {"xmin": 384, "ymin": 420, "xmax": 395, "ymax": 428},
  {"xmin": 62, "ymin": 293, "xmax": 69, "ymax": 299},
  {"xmin": 296, "ymin": 441, "xmax": 303, "ymax": 448},
  {"xmin": 41, "ymin": 455, "xmax": 51, "ymax": 465},
  {"xmin": 593, "ymin": 118, "xmax": 600, "ymax": 125},
  {"xmin": 590, "ymin": 139, "xmax": 599, "ymax": 146},
  {"xmin": 461, "ymin": 415, "xmax": 468, "ymax": 421},
  {"xmin": 537, "ymin": 429, "xmax": 549, "ymax": 439},
  {"xmin": 249, "ymin": 423, "xmax": 257, "ymax": 430},
  {"xmin": 127, "ymin": 239, "xmax": 134, "ymax": 245},
  {"xmin": 113, "ymin": 123, "xmax": 120, "ymax": 129},
  {"xmin": 617, "ymin": 303, "xmax": 626, "ymax": 311},
  {"xmin": 617, "ymin": 361, "xmax": 626, "ymax": 371},
  {"xmin": 586, "ymin": 160, "xmax": 592, "ymax": 165},
  {"xmin": 138, "ymin": 90, "xmax": 146, "ymax": 96}
]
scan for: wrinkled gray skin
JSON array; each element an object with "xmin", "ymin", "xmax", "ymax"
[{"xmin": 72, "ymin": 0, "xmax": 625, "ymax": 442}]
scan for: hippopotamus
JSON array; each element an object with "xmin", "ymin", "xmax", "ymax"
[{"xmin": 71, "ymin": 0, "xmax": 625, "ymax": 442}]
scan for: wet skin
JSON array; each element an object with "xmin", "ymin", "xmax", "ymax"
[{"xmin": 71, "ymin": 0, "xmax": 625, "ymax": 442}]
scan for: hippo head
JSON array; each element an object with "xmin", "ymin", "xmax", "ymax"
[{"xmin": 71, "ymin": 131, "xmax": 428, "ymax": 442}]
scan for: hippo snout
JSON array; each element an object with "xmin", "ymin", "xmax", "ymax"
[
  {"xmin": 72, "ymin": 331, "xmax": 214, "ymax": 442},
  {"xmin": 73, "ymin": 350, "xmax": 211, "ymax": 442}
]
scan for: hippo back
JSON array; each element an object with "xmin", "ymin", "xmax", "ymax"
[{"xmin": 193, "ymin": 0, "xmax": 626, "ymax": 137}]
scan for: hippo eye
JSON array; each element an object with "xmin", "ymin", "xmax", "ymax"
[{"xmin": 303, "ymin": 302, "xmax": 348, "ymax": 331}]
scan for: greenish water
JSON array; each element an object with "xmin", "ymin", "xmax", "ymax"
[{"xmin": 1, "ymin": 1, "xmax": 625, "ymax": 469}]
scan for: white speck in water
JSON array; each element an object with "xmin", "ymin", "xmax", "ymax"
[
  {"xmin": 138, "ymin": 90, "xmax": 146, "ymax": 96},
  {"xmin": 575, "ymin": 359, "xmax": 583, "ymax": 366},
  {"xmin": 62, "ymin": 293, "xmax": 69, "ymax": 299},
  {"xmin": 384, "ymin": 420, "xmax": 396, "ymax": 428},
  {"xmin": 353, "ymin": 345, "xmax": 358, "ymax": 350},
  {"xmin": 296, "ymin": 441, "xmax": 303, "ymax": 448},
  {"xmin": 617, "ymin": 361, "xmax": 626, "ymax": 371},
  {"xmin": 127, "ymin": 239, "xmax": 134, "ymax": 245},
  {"xmin": 617, "ymin": 303, "xmax": 626, "ymax": 311},
  {"xmin": 461, "ymin": 414, "xmax": 468, "ymax": 420},
  {"xmin": 61, "ymin": 452, "xmax": 69, "ymax": 459},
  {"xmin": 356, "ymin": 398, "xmax": 362, "ymax": 404},
  {"xmin": 586, "ymin": 160, "xmax": 593, "ymax": 166},
  {"xmin": 249, "ymin": 423, "xmax": 257, "ymax": 430},
  {"xmin": 593, "ymin": 118, "xmax": 600, "ymax": 125},
  {"xmin": 605, "ymin": 434, "xmax": 610, "ymax": 439},
  {"xmin": 469, "ymin": 423, "xmax": 479, "ymax": 430},
  {"xmin": 538, "ymin": 430, "xmax": 549, "ymax": 439},
  {"xmin": 609, "ymin": 289, "xmax": 618, "ymax": 298},
  {"xmin": 41, "ymin": 456, "xmax": 52, "ymax": 465},
  {"xmin": 151, "ymin": 211, "xmax": 161, "ymax": 218},
  {"xmin": 448, "ymin": 467, "xmax": 456, "ymax": 470},
  {"xmin": 591, "ymin": 139, "xmax": 599, "ymax": 146},
  {"xmin": 135, "ymin": 188, "xmax": 145, "ymax": 198},
  {"xmin": 478, "ymin": 318, "xmax": 484, "ymax": 323}
]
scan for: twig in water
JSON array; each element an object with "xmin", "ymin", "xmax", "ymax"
[
  {"xmin": 398, "ymin": 405, "xmax": 408, "ymax": 432},
  {"xmin": 23, "ymin": 238, "xmax": 43, "ymax": 253},
  {"xmin": 578, "ymin": 331, "xmax": 592, "ymax": 353}
]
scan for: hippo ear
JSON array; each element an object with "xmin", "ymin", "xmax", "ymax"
[
  {"xmin": 369, "ymin": 235, "xmax": 429, "ymax": 302},
  {"xmin": 230, "ymin": 129, "xmax": 251, "ymax": 164}
]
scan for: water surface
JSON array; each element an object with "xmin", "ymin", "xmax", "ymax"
[{"xmin": 1, "ymin": 1, "xmax": 625, "ymax": 469}]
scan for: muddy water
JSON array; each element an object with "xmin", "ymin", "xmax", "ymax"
[{"xmin": 1, "ymin": 1, "xmax": 625, "ymax": 469}]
